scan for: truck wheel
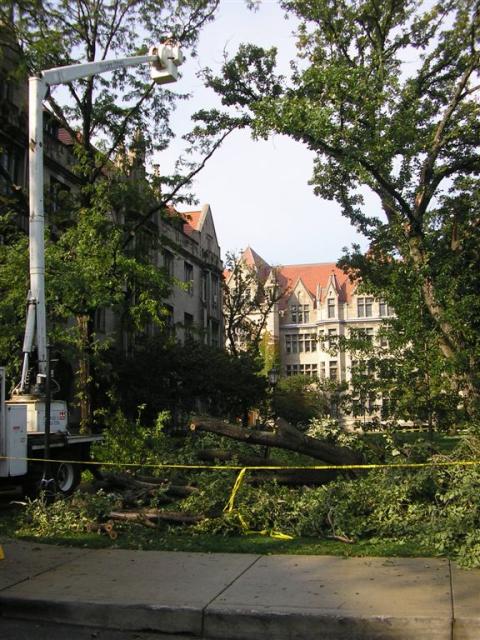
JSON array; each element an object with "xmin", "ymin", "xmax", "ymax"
[{"xmin": 54, "ymin": 462, "xmax": 81, "ymax": 496}]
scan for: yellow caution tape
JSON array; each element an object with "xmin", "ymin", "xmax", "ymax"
[
  {"xmin": 223, "ymin": 467, "xmax": 297, "ymax": 542},
  {"xmin": 2, "ymin": 453, "xmax": 478, "ymax": 544},
  {"xmin": 224, "ymin": 467, "xmax": 247, "ymax": 514},
  {"xmin": 1, "ymin": 454, "xmax": 479, "ymax": 471}
]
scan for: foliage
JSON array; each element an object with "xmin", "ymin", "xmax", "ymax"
[
  {"xmin": 0, "ymin": 0, "xmax": 225, "ymax": 426},
  {"xmin": 223, "ymin": 250, "xmax": 282, "ymax": 359},
  {"xmin": 104, "ymin": 338, "xmax": 268, "ymax": 426},
  {"xmin": 0, "ymin": 235, "xmax": 29, "ymax": 386},
  {"xmin": 9, "ymin": 423, "xmax": 480, "ymax": 567},
  {"xmin": 338, "ymin": 307, "xmax": 465, "ymax": 429},
  {"xmin": 180, "ymin": 438, "xmax": 480, "ymax": 568},
  {"xmin": 273, "ymin": 375, "xmax": 334, "ymax": 427},
  {"xmin": 18, "ymin": 491, "xmax": 120, "ymax": 538},
  {"xmin": 92, "ymin": 409, "xmax": 174, "ymax": 469},
  {"xmin": 306, "ymin": 417, "xmax": 367, "ymax": 452},
  {"xmin": 198, "ymin": 0, "xmax": 480, "ymax": 416}
]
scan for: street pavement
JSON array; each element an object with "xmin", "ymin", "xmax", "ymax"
[{"xmin": 0, "ymin": 538, "xmax": 479, "ymax": 639}]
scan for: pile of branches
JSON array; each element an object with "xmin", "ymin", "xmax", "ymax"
[{"xmin": 86, "ymin": 471, "xmax": 204, "ymax": 537}]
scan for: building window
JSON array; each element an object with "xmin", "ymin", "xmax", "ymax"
[
  {"xmin": 210, "ymin": 319, "xmax": 220, "ymax": 348},
  {"xmin": 351, "ymin": 327, "xmax": 374, "ymax": 343},
  {"xmin": 202, "ymin": 271, "xmax": 208, "ymax": 302},
  {"xmin": 357, "ymin": 297, "xmax": 373, "ymax": 318},
  {"xmin": 211, "ymin": 274, "xmax": 219, "ymax": 310},
  {"xmin": 49, "ymin": 177, "xmax": 70, "ymax": 214},
  {"xmin": 379, "ymin": 299, "xmax": 390, "ymax": 317},
  {"xmin": 0, "ymin": 148, "xmax": 22, "ymax": 194},
  {"xmin": 94, "ymin": 308, "xmax": 106, "ymax": 333},
  {"xmin": 305, "ymin": 333, "xmax": 317, "ymax": 352},
  {"xmin": 285, "ymin": 333, "xmax": 317, "ymax": 353},
  {"xmin": 163, "ymin": 250, "xmax": 174, "ymax": 277},
  {"xmin": 184, "ymin": 312, "xmax": 194, "ymax": 341},
  {"xmin": 0, "ymin": 75, "xmax": 13, "ymax": 102},
  {"xmin": 291, "ymin": 304, "xmax": 310, "ymax": 323},
  {"xmin": 286, "ymin": 363, "xmax": 318, "ymax": 377},
  {"xmin": 327, "ymin": 328, "xmax": 337, "ymax": 349},
  {"xmin": 319, "ymin": 362, "xmax": 326, "ymax": 379},
  {"xmin": 379, "ymin": 333, "xmax": 389, "ymax": 348},
  {"xmin": 327, "ymin": 298, "xmax": 335, "ymax": 318},
  {"xmin": 184, "ymin": 262, "xmax": 194, "ymax": 295},
  {"xmin": 329, "ymin": 360, "xmax": 338, "ymax": 380},
  {"xmin": 164, "ymin": 305, "xmax": 174, "ymax": 335}
]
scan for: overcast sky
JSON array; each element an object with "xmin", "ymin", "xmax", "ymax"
[{"xmin": 159, "ymin": 0, "xmax": 375, "ymax": 266}]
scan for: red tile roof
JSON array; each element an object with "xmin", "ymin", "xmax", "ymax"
[
  {"xmin": 164, "ymin": 207, "xmax": 202, "ymax": 236},
  {"xmin": 242, "ymin": 246, "xmax": 271, "ymax": 281},
  {"xmin": 182, "ymin": 210, "xmax": 202, "ymax": 236},
  {"xmin": 238, "ymin": 248, "xmax": 354, "ymax": 305},
  {"xmin": 277, "ymin": 263, "xmax": 353, "ymax": 304},
  {"xmin": 57, "ymin": 127, "xmax": 74, "ymax": 146}
]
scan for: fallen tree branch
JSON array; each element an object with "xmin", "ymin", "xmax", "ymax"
[
  {"xmin": 198, "ymin": 448, "xmax": 284, "ymax": 467},
  {"xmin": 190, "ymin": 416, "xmax": 363, "ymax": 467},
  {"xmin": 249, "ymin": 469, "xmax": 337, "ymax": 486},
  {"xmin": 109, "ymin": 509, "xmax": 205, "ymax": 527}
]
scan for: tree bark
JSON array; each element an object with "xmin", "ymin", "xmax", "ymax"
[
  {"xmin": 198, "ymin": 448, "xmax": 284, "ymax": 467},
  {"xmin": 76, "ymin": 313, "xmax": 94, "ymax": 433},
  {"xmin": 109, "ymin": 510, "xmax": 204, "ymax": 526},
  {"xmin": 190, "ymin": 416, "xmax": 363, "ymax": 466},
  {"xmin": 249, "ymin": 469, "xmax": 337, "ymax": 485}
]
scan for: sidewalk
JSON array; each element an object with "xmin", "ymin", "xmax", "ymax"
[{"xmin": 1, "ymin": 538, "xmax": 479, "ymax": 640}]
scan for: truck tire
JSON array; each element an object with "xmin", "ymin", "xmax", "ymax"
[{"xmin": 53, "ymin": 461, "xmax": 82, "ymax": 496}]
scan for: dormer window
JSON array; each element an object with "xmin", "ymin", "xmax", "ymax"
[{"xmin": 327, "ymin": 298, "xmax": 335, "ymax": 318}]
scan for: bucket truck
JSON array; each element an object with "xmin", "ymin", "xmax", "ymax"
[{"xmin": 0, "ymin": 43, "xmax": 183, "ymax": 495}]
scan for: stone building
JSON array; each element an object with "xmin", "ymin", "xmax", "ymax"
[
  {"xmin": 1, "ymin": 52, "xmax": 223, "ymax": 351},
  {"xmin": 159, "ymin": 205, "xmax": 223, "ymax": 347},
  {"xmin": 227, "ymin": 247, "xmax": 392, "ymax": 421}
]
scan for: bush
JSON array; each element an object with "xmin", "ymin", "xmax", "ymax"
[{"xmin": 19, "ymin": 491, "xmax": 120, "ymax": 538}]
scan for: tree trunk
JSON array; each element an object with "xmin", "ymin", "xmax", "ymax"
[
  {"xmin": 249, "ymin": 469, "xmax": 337, "ymax": 485},
  {"xmin": 190, "ymin": 416, "xmax": 363, "ymax": 466},
  {"xmin": 109, "ymin": 510, "xmax": 204, "ymax": 526},
  {"xmin": 406, "ymin": 234, "xmax": 480, "ymax": 416},
  {"xmin": 198, "ymin": 448, "xmax": 284, "ymax": 467},
  {"xmin": 76, "ymin": 314, "xmax": 93, "ymax": 433}
]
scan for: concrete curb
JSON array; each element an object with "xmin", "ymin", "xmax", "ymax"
[
  {"xmin": 0, "ymin": 598, "xmax": 202, "ymax": 635},
  {"xmin": 0, "ymin": 541, "xmax": 479, "ymax": 639},
  {"xmin": 204, "ymin": 608, "xmax": 452, "ymax": 640}
]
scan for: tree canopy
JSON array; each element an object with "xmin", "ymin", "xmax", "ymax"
[
  {"xmin": 198, "ymin": 0, "xmax": 480, "ymax": 416},
  {"xmin": 0, "ymin": 0, "xmax": 225, "ymax": 426}
]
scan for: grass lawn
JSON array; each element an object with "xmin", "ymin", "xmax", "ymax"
[{"xmin": 0, "ymin": 504, "xmax": 435, "ymax": 559}]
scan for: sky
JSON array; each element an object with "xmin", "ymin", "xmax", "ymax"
[{"xmin": 158, "ymin": 0, "xmax": 374, "ymax": 267}]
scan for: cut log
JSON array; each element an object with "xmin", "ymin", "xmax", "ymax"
[
  {"xmin": 165, "ymin": 485, "xmax": 199, "ymax": 498},
  {"xmin": 93, "ymin": 472, "xmax": 166, "ymax": 491},
  {"xmin": 198, "ymin": 448, "xmax": 283, "ymax": 467},
  {"xmin": 109, "ymin": 509, "xmax": 205, "ymax": 527},
  {"xmin": 147, "ymin": 510, "xmax": 205, "ymax": 525},
  {"xmin": 249, "ymin": 468, "xmax": 337, "ymax": 486},
  {"xmin": 190, "ymin": 416, "xmax": 363, "ymax": 467},
  {"xmin": 90, "ymin": 472, "xmax": 198, "ymax": 507}
]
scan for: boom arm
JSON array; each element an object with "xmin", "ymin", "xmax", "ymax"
[{"xmin": 17, "ymin": 45, "xmax": 182, "ymax": 395}]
